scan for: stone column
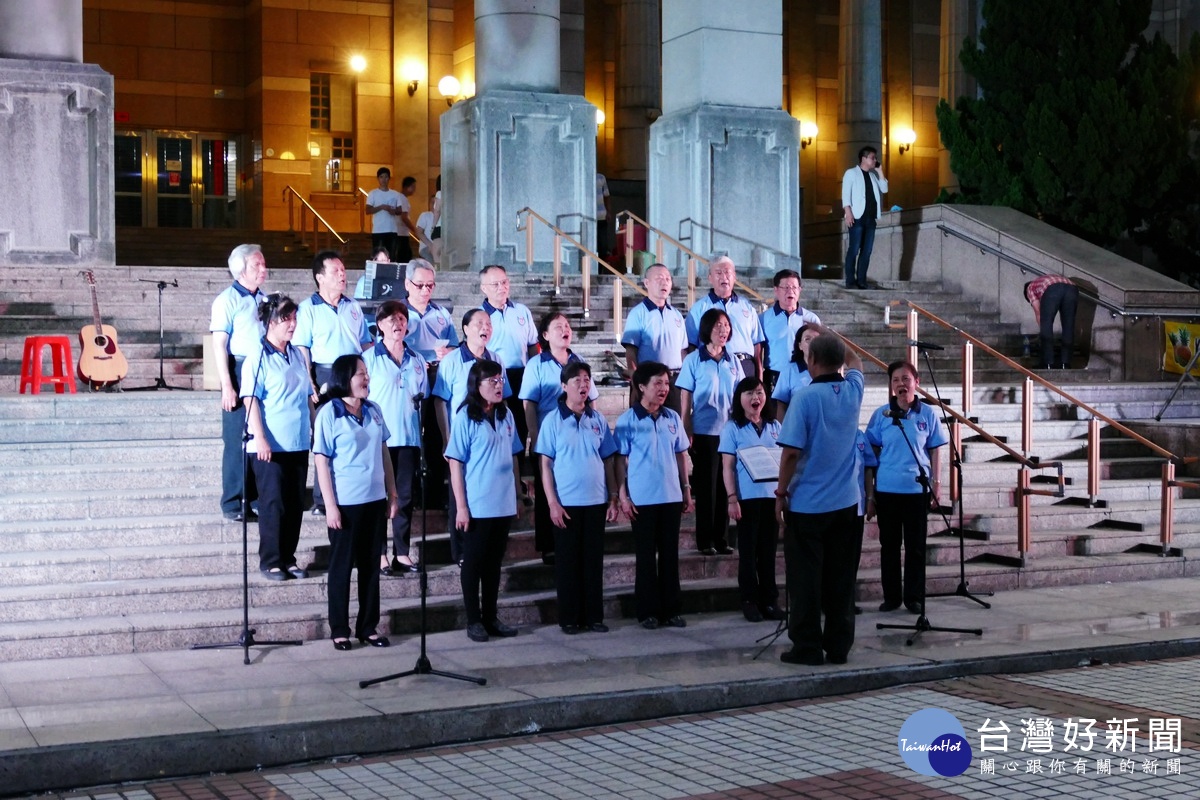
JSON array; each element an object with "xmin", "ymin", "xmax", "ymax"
[
  {"xmin": 939, "ymin": 0, "xmax": 977, "ymax": 193},
  {"xmin": 560, "ymin": 0, "xmax": 585, "ymax": 96},
  {"xmin": 649, "ymin": 0, "xmax": 800, "ymax": 274},
  {"xmin": 441, "ymin": 0, "xmax": 597, "ymax": 271},
  {"xmin": 613, "ymin": 0, "xmax": 660, "ymax": 180},
  {"xmin": 837, "ymin": 0, "xmax": 883, "ymax": 171},
  {"xmin": 0, "ymin": 0, "xmax": 114, "ymax": 267}
]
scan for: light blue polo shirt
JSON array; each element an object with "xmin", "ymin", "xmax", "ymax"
[
  {"xmin": 293, "ymin": 292, "xmax": 371, "ymax": 366},
  {"xmin": 771, "ymin": 362, "xmax": 813, "ymax": 405},
  {"xmin": 312, "ymin": 398, "xmax": 390, "ymax": 506},
  {"xmin": 685, "ymin": 290, "xmax": 765, "ymax": 356},
  {"xmin": 760, "ymin": 303, "xmax": 821, "ymax": 373},
  {"xmin": 614, "ymin": 404, "xmax": 690, "ymax": 507},
  {"xmin": 363, "ymin": 342, "xmax": 429, "ymax": 448},
  {"xmin": 676, "ymin": 347, "xmax": 740, "ymax": 436},
  {"xmin": 480, "ymin": 299, "xmax": 538, "ymax": 369},
  {"xmin": 535, "ymin": 402, "xmax": 618, "ymax": 507},
  {"xmin": 445, "ymin": 408, "xmax": 523, "ymax": 519},
  {"xmin": 239, "ymin": 339, "xmax": 311, "ymax": 454},
  {"xmin": 518, "ymin": 350, "xmax": 599, "ymax": 426},
  {"xmin": 405, "ymin": 301, "xmax": 458, "ymax": 362},
  {"xmin": 209, "ymin": 282, "xmax": 265, "ymax": 359},
  {"xmin": 717, "ymin": 418, "xmax": 782, "ymax": 501},
  {"xmin": 621, "ymin": 298, "xmax": 687, "ymax": 370},
  {"xmin": 778, "ymin": 369, "xmax": 865, "ymax": 514},
  {"xmin": 865, "ymin": 399, "xmax": 949, "ymax": 495},
  {"xmin": 855, "ymin": 430, "xmax": 879, "ymax": 516},
  {"xmin": 432, "ymin": 343, "xmax": 512, "ymax": 417}
]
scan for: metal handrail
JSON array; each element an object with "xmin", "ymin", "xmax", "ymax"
[
  {"xmin": 679, "ymin": 215, "xmax": 798, "ymax": 269},
  {"xmin": 615, "ymin": 210, "xmax": 767, "ymax": 308},
  {"xmin": 516, "ymin": 207, "xmax": 648, "ymax": 323},
  {"xmin": 357, "ymin": 187, "xmax": 369, "ymax": 233},
  {"xmin": 937, "ymin": 224, "xmax": 1200, "ymax": 320},
  {"xmin": 282, "ymin": 185, "xmax": 347, "ymax": 251},
  {"xmin": 899, "ymin": 299, "xmax": 1195, "ymax": 554}
]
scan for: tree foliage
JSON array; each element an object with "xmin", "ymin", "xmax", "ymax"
[{"xmin": 936, "ymin": 0, "xmax": 1199, "ymax": 254}]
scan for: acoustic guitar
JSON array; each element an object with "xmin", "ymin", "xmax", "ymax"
[{"xmin": 77, "ymin": 270, "xmax": 129, "ymax": 389}]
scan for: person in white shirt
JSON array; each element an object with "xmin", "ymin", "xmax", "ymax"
[
  {"xmin": 841, "ymin": 146, "xmax": 888, "ymax": 290},
  {"xmin": 365, "ymin": 167, "xmax": 403, "ymax": 261}
]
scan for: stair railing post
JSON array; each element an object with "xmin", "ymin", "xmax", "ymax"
[
  {"xmin": 1161, "ymin": 461, "xmax": 1175, "ymax": 554},
  {"xmin": 612, "ymin": 277, "xmax": 623, "ymax": 341},
  {"xmin": 950, "ymin": 417, "xmax": 962, "ymax": 505},
  {"xmin": 625, "ymin": 222, "xmax": 634, "ymax": 274},
  {"xmin": 655, "ymin": 235, "xmax": 664, "ymax": 267},
  {"xmin": 1021, "ymin": 376, "xmax": 1033, "ymax": 456},
  {"xmin": 553, "ymin": 233, "xmax": 562, "ymax": 297},
  {"xmin": 285, "ymin": 189, "xmax": 295, "ymax": 233},
  {"xmin": 906, "ymin": 309, "xmax": 918, "ymax": 366},
  {"xmin": 1087, "ymin": 417, "xmax": 1101, "ymax": 506},
  {"xmin": 525, "ymin": 214, "xmax": 535, "ymax": 271},
  {"xmin": 582, "ymin": 253, "xmax": 591, "ymax": 319},
  {"xmin": 962, "ymin": 341, "xmax": 973, "ymax": 417},
  {"xmin": 687, "ymin": 258, "xmax": 696, "ymax": 308},
  {"xmin": 1017, "ymin": 466, "xmax": 1031, "ymax": 564}
]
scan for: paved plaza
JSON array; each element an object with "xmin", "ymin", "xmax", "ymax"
[{"xmin": 3, "ymin": 577, "xmax": 1200, "ymax": 798}]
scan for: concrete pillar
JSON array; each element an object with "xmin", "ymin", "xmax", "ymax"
[
  {"xmin": 0, "ymin": 1, "xmax": 114, "ymax": 267},
  {"xmin": 441, "ymin": 0, "xmax": 597, "ymax": 271},
  {"xmin": 0, "ymin": 0, "xmax": 82, "ymax": 63},
  {"xmin": 613, "ymin": 0, "xmax": 660, "ymax": 179},
  {"xmin": 838, "ymin": 0, "xmax": 883, "ymax": 170},
  {"xmin": 560, "ymin": 0, "xmax": 585, "ymax": 96},
  {"xmin": 476, "ymin": 0, "xmax": 560, "ymax": 93},
  {"xmin": 939, "ymin": 0, "xmax": 977, "ymax": 193},
  {"xmin": 649, "ymin": 0, "xmax": 799, "ymax": 274}
]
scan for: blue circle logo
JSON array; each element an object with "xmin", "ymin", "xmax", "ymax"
[{"xmin": 898, "ymin": 708, "xmax": 973, "ymax": 776}]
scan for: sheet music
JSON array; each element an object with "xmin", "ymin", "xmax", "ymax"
[{"xmin": 738, "ymin": 445, "xmax": 781, "ymax": 483}]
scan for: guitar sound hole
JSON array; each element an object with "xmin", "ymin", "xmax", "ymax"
[{"xmin": 94, "ymin": 336, "xmax": 107, "ymax": 347}]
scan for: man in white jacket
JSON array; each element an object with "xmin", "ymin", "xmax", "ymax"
[{"xmin": 841, "ymin": 146, "xmax": 888, "ymax": 290}]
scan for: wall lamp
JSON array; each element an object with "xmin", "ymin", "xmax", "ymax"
[
  {"xmin": 895, "ymin": 127, "xmax": 917, "ymax": 155},
  {"xmin": 401, "ymin": 61, "xmax": 425, "ymax": 96},
  {"xmin": 349, "ymin": 55, "xmax": 366, "ymax": 73},
  {"xmin": 799, "ymin": 120, "xmax": 818, "ymax": 149},
  {"xmin": 438, "ymin": 75, "xmax": 461, "ymax": 106}
]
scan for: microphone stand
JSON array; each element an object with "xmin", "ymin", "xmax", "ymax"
[
  {"xmin": 361, "ymin": 390, "xmax": 486, "ymax": 688},
  {"xmin": 127, "ymin": 278, "xmax": 191, "ymax": 391},
  {"xmin": 193, "ymin": 345, "xmax": 303, "ymax": 664},
  {"xmin": 918, "ymin": 347, "xmax": 991, "ymax": 609},
  {"xmin": 876, "ymin": 396, "xmax": 981, "ymax": 646}
]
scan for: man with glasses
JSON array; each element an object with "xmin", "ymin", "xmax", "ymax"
[
  {"xmin": 685, "ymin": 255, "xmax": 764, "ymax": 379},
  {"xmin": 621, "ymin": 263, "xmax": 687, "ymax": 413},
  {"xmin": 403, "ymin": 259, "xmax": 458, "ymax": 513},
  {"xmin": 478, "ymin": 264, "xmax": 539, "ymax": 448}
]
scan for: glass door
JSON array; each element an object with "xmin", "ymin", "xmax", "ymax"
[
  {"xmin": 116, "ymin": 131, "xmax": 239, "ymax": 228},
  {"xmin": 154, "ymin": 133, "xmax": 194, "ymax": 227},
  {"xmin": 114, "ymin": 132, "xmax": 145, "ymax": 226},
  {"xmin": 198, "ymin": 136, "xmax": 237, "ymax": 228}
]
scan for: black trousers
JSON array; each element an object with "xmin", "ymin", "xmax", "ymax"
[
  {"xmin": 737, "ymin": 497, "xmax": 779, "ymax": 607},
  {"xmin": 387, "ymin": 446, "xmax": 418, "ymax": 558},
  {"xmin": 632, "ymin": 502, "xmax": 682, "ymax": 622},
  {"xmin": 1039, "ymin": 282, "xmax": 1079, "ymax": 368},
  {"xmin": 690, "ymin": 434, "xmax": 728, "ymax": 551},
  {"xmin": 327, "ymin": 499, "xmax": 386, "ymax": 640},
  {"xmin": 783, "ymin": 504, "xmax": 860, "ymax": 660},
  {"xmin": 554, "ymin": 504, "xmax": 607, "ymax": 627},
  {"xmin": 252, "ymin": 450, "xmax": 308, "ymax": 571},
  {"xmin": 419, "ymin": 387, "xmax": 447, "ymax": 510},
  {"xmin": 310, "ymin": 363, "xmax": 334, "ymax": 509},
  {"xmin": 371, "ymin": 231, "xmax": 398, "ymax": 262},
  {"xmin": 876, "ymin": 491, "xmax": 929, "ymax": 607},
  {"xmin": 221, "ymin": 355, "xmax": 256, "ymax": 514},
  {"xmin": 460, "ymin": 515, "xmax": 512, "ymax": 625},
  {"xmin": 532, "ymin": 459, "xmax": 555, "ymax": 556}
]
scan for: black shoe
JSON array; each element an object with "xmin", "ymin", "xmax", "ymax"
[
  {"xmin": 311, "ymin": 506, "xmax": 326, "ymax": 517},
  {"xmin": 663, "ymin": 615, "xmax": 687, "ymax": 628},
  {"xmin": 261, "ymin": 567, "xmax": 288, "ymax": 581},
  {"xmin": 715, "ymin": 545, "xmax": 734, "ymax": 555},
  {"xmin": 541, "ymin": 552, "xmax": 556, "ymax": 566},
  {"xmin": 332, "ymin": 639, "xmax": 353, "ymax": 651},
  {"xmin": 904, "ymin": 601, "xmax": 924, "ymax": 615},
  {"xmin": 780, "ymin": 649, "xmax": 824, "ymax": 666},
  {"xmin": 222, "ymin": 511, "xmax": 240, "ymax": 521},
  {"xmin": 485, "ymin": 619, "xmax": 518, "ymax": 638},
  {"xmin": 698, "ymin": 547, "xmax": 717, "ymax": 556},
  {"xmin": 466, "ymin": 623, "xmax": 489, "ymax": 642},
  {"xmin": 742, "ymin": 602, "xmax": 764, "ymax": 623},
  {"xmin": 640, "ymin": 618, "xmax": 659, "ymax": 630},
  {"xmin": 761, "ymin": 604, "xmax": 786, "ymax": 622},
  {"xmin": 379, "ymin": 564, "xmax": 395, "ymax": 577},
  {"xmin": 561, "ymin": 624, "xmax": 581, "ymax": 635},
  {"xmin": 588, "ymin": 622, "xmax": 609, "ymax": 633},
  {"xmin": 287, "ymin": 564, "xmax": 308, "ymax": 579},
  {"xmin": 357, "ymin": 634, "xmax": 390, "ymax": 647},
  {"xmin": 878, "ymin": 600, "xmax": 901, "ymax": 612},
  {"xmin": 827, "ymin": 653, "xmax": 848, "ymax": 665},
  {"xmin": 392, "ymin": 557, "xmax": 420, "ymax": 573},
  {"xmin": 854, "ymin": 605, "xmax": 863, "ymax": 615}
]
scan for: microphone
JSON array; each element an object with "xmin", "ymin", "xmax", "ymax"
[{"xmin": 908, "ymin": 339, "xmax": 945, "ymax": 351}]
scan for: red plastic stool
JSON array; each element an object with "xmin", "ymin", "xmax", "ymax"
[{"xmin": 19, "ymin": 336, "xmax": 77, "ymax": 394}]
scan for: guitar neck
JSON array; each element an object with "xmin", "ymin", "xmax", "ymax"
[{"xmin": 89, "ymin": 280, "xmax": 103, "ymax": 333}]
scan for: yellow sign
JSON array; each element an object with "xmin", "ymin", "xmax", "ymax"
[{"xmin": 1164, "ymin": 321, "xmax": 1200, "ymax": 375}]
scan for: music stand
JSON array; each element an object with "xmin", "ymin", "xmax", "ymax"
[{"xmin": 127, "ymin": 278, "xmax": 192, "ymax": 391}]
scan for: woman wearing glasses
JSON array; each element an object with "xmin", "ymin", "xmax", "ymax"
[{"xmin": 446, "ymin": 359, "xmax": 524, "ymax": 642}]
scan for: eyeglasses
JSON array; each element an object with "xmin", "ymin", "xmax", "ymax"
[
  {"xmin": 482, "ymin": 377, "xmax": 505, "ymax": 387},
  {"xmin": 408, "ymin": 281, "xmax": 436, "ymax": 291},
  {"xmin": 483, "ymin": 280, "xmax": 510, "ymax": 288}
]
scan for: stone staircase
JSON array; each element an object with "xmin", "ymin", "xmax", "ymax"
[{"xmin": 2, "ymin": 262, "xmax": 1198, "ymax": 660}]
